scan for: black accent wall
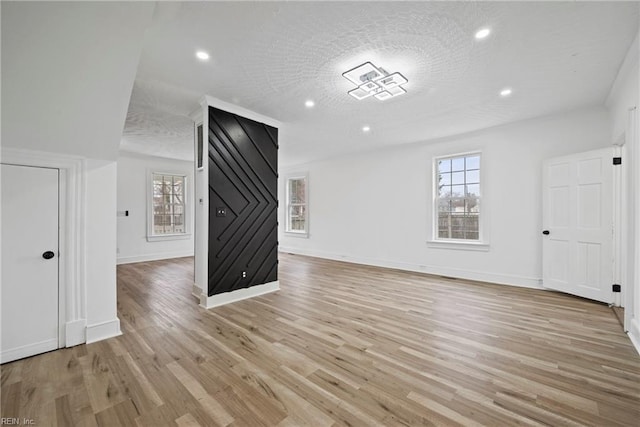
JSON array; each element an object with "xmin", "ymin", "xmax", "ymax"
[{"xmin": 207, "ymin": 107, "xmax": 278, "ymax": 297}]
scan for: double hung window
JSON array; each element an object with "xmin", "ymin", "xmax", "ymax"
[
  {"xmin": 285, "ymin": 176, "xmax": 308, "ymax": 235},
  {"xmin": 435, "ymin": 154, "xmax": 481, "ymax": 241},
  {"xmin": 150, "ymin": 173, "xmax": 187, "ymax": 238}
]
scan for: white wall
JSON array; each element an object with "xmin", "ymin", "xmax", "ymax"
[
  {"xmin": 1, "ymin": 2, "xmax": 155, "ymax": 345},
  {"xmin": 606, "ymin": 31, "xmax": 640, "ymax": 353},
  {"xmin": 117, "ymin": 152, "xmax": 195, "ymax": 264},
  {"xmin": 85, "ymin": 160, "xmax": 121, "ymax": 343},
  {"xmin": 1, "ymin": 2, "xmax": 153, "ymax": 160},
  {"xmin": 280, "ymin": 107, "xmax": 611, "ymax": 288}
]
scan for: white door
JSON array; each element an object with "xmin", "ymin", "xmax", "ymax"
[
  {"xmin": 542, "ymin": 147, "xmax": 614, "ymax": 303},
  {"xmin": 1, "ymin": 164, "xmax": 60, "ymax": 363}
]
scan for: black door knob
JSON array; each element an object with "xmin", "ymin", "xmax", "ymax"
[
  {"xmin": 542, "ymin": 230, "xmax": 550, "ymax": 235},
  {"xmin": 42, "ymin": 251, "xmax": 55, "ymax": 259}
]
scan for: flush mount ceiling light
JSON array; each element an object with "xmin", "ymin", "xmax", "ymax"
[{"xmin": 343, "ymin": 62, "xmax": 408, "ymax": 101}]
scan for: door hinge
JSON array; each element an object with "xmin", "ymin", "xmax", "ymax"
[
  {"xmin": 613, "ymin": 157, "xmax": 622, "ymax": 165},
  {"xmin": 612, "ymin": 284, "xmax": 621, "ymax": 292}
]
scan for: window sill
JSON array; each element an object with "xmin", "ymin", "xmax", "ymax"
[
  {"xmin": 147, "ymin": 233, "xmax": 192, "ymax": 242},
  {"xmin": 284, "ymin": 231, "xmax": 309, "ymax": 238},
  {"xmin": 426, "ymin": 239, "xmax": 489, "ymax": 252}
]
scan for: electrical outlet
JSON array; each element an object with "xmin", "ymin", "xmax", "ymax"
[{"xmin": 242, "ymin": 271, "xmax": 247, "ymax": 278}]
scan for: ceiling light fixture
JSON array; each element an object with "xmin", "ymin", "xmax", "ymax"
[
  {"xmin": 475, "ymin": 28, "xmax": 491, "ymax": 40},
  {"xmin": 343, "ymin": 62, "xmax": 408, "ymax": 101},
  {"xmin": 500, "ymin": 88, "xmax": 512, "ymax": 97},
  {"xmin": 305, "ymin": 100, "xmax": 315, "ymax": 108},
  {"xmin": 196, "ymin": 50, "xmax": 210, "ymax": 61}
]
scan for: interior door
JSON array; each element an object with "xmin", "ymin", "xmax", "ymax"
[
  {"xmin": 542, "ymin": 147, "xmax": 614, "ymax": 303},
  {"xmin": 1, "ymin": 164, "xmax": 60, "ymax": 363}
]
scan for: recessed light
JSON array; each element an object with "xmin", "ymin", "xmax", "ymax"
[
  {"xmin": 196, "ymin": 50, "xmax": 210, "ymax": 61},
  {"xmin": 362, "ymin": 126, "xmax": 371, "ymax": 132},
  {"xmin": 500, "ymin": 88, "xmax": 512, "ymax": 97},
  {"xmin": 305, "ymin": 100, "xmax": 315, "ymax": 108},
  {"xmin": 475, "ymin": 28, "xmax": 491, "ymax": 40}
]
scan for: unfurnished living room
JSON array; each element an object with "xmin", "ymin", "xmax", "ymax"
[{"xmin": 1, "ymin": 1, "xmax": 640, "ymax": 426}]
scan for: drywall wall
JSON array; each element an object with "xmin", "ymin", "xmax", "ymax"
[
  {"xmin": 1, "ymin": 2, "xmax": 155, "ymax": 345},
  {"xmin": 279, "ymin": 107, "xmax": 611, "ymax": 288},
  {"xmin": 606, "ymin": 30, "xmax": 640, "ymax": 353},
  {"xmin": 117, "ymin": 152, "xmax": 195, "ymax": 264},
  {"xmin": 85, "ymin": 160, "xmax": 121, "ymax": 343},
  {"xmin": 1, "ymin": 2, "xmax": 154, "ymax": 160},
  {"xmin": 607, "ymin": 34, "xmax": 639, "ymax": 143}
]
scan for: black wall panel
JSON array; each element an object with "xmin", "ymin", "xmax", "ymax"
[{"xmin": 207, "ymin": 107, "xmax": 278, "ymax": 296}]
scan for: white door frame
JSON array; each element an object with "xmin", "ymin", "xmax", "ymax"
[
  {"xmin": 1, "ymin": 148, "xmax": 87, "ymax": 347},
  {"xmin": 613, "ymin": 142, "xmax": 625, "ymax": 310}
]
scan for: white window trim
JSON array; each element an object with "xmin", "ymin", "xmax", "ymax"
[
  {"xmin": 427, "ymin": 151, "xmax": 489, "ymax": 250},
  {"xmin": 284, "ymin": 173, "xmax": 309, "ymax": 237},
  {"xmin": 147, "ymin": 170, "xmax": 192, "ymax": 242}
]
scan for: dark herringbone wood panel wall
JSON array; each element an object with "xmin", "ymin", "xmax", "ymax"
[{"xmin": 207, "ymin": 107, "xmax": 278, "ymax": 297}]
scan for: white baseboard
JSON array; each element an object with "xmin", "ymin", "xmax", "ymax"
[
  {"xmin": 65, "ymin": 319, "xmax": 86, "ymax": 347},
  {"xmin": 86, "ymin": 318, "xmax": 122, "ymax": 344},
  {"xmin": 200, "ymin": 281, "xmax": 279, "ymax": 309},
  {"xmin": 117, "ymin": 251, "xmax": 194, "ymax": 265},
  {"xmin": 629, "ymin": 318, "xmax": 640, "ymax": 356},
  {"xmin": 279, "ymin": 246, "xmax": 543, "ymax": 289},
  {"xmin": 1, "ymin": 338, "xmax": 58, "ymax": 364}
]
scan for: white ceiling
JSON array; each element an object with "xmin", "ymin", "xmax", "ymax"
[{"xmin": 122, "ymin": 1, "xmax": 639, "ymax": 166}]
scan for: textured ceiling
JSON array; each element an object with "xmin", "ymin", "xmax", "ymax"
[{"xmin": 123, "ymin": 1, "xmax": 639, "ymax": 165}]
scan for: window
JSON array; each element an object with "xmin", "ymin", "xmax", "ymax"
[
  {"xmin": 149, "ymin": 173, "xmax": 188, "ymax": 239},
  {"xmin": 285, "ymin": 175, "xmax": 308, "ymax": 235},
  {"xmin": 435, "ymin": 153, "xmax": 481, "ymax": 241}
]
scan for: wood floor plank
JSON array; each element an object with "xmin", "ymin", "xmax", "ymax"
[{"xmin": 1, "ymin": 254, "xmax": 639, "ymax": 426}]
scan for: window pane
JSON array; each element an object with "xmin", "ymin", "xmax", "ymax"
[
  {"xmin": 451, "ymin": 213, "xmax": 465, "ymax": 239},
  {"xmin": 173, "ymin": 177, "xmax": 184, "ymax": 194},
  {"xmin": 438, "ymin": 199, "xmax": 452, "ymax": 212},
  {"xmin": 466, "ymin": 198, "xmax": 480, "ymax": 213},
  {"xmin": 438, "ymin": 173, "xmax": 451, "ymax": 186},
  {"xmin": 289, "ymin": 205, "xmax": 306, "ymax": 231},
  {"xmin": 438, "ymin": 212, "xmax": 451, "ymax": 238},
  {"xmin": 451, "ymin": 157, "xmax": 465, "ymax": 172},
  {"xmin": 466, "ymin": 184, "xmax": 480, "ymax": 197},
  {"xmin": 451, "ymin": 171, "xmax": 464, "ymax": 185},
  {"xmin": 466, "ymin": 156, "xmax": 480, "ymax": 170},
  {"xmin": 451, "ymin": 185, "xmax": 465, "ymax": 197},
  {"xmin": 439, "ymin": 184, "xmax": 452, "ymax": 197},
  {"xmin": 466, "ymin": 170, "xmax": 479, "ymax": 184},
  {"xmin": 464, "ymin": 215, "xmax": 479, "ymax": 239},
  {"xmin": 438, "ymin": 159, "xmax": 451, "ymax": 173},
  {"xmin": 289, "ymin": 178, "xmax": 305, "ymax": 204},
  {"xmin": 451, "ymin": 198, "xmax": 465, "ymax": 212}
]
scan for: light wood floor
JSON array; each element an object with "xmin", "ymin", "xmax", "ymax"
[{"xmin": 2, "ymin": 254, "xmax": 640, "ymax": 426}]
